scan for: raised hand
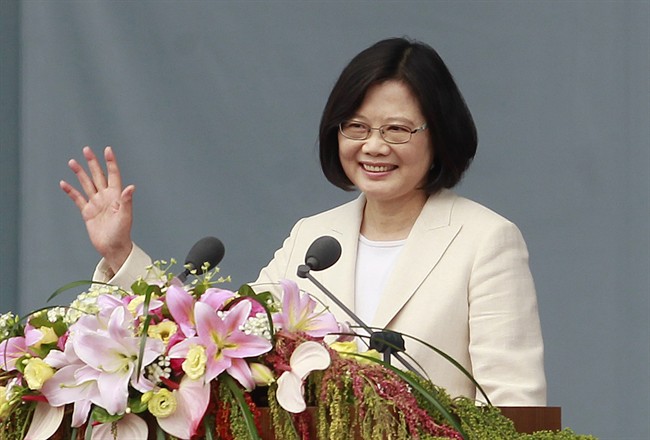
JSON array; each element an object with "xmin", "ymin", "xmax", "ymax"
[{"xmin": 60, "ymin": 146, "xmax": 134, "ymax": 273}]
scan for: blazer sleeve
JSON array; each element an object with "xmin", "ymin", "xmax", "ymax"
[
  {"xmin": 254, "ymin": 218, "xmax": 306, "ymax": 291},
  {"xmin": 467, "ymin": 220, "xmax": 547, "ymax": 405},
  {"xmin": 92, "ymin": 243, "xmax": 153, "ymax": 290}
]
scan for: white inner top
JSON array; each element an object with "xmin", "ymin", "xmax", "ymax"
[{"xmin": 354, "ymin": 235, "xmax": 406, "ymax": 325}]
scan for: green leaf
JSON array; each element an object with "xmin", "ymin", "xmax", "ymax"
[
  {"xmin": 203, "ymin": 416, "xmax": 215, "ymax": 440},
  {"xmin": 129, "ymin": 394, "xmax": 149, "ymax": 414},
  {"xmin": 90, "ymin": 406, "xmax": 123, "ymax": 424},
  {"xmin": 130, "ymin": 279, "xmax": 149, "ymax": 296},
  {"xmin": 222, "ymin": 374, "xmax": 262, "ymax": 440},
  {"xmin": 237, "ymin": 284, "xmax": 256, "ymax": 297},
  {"xmin": 47, "ymin": 280, "xmax": 95, "ymax": 302},
  {"xmin": 136, "ymin": 283, "xmax": 160, "ymax": 377},
  {"xmin": 398, "ymin": 331, "xmax": 492, "ymax": 405}
]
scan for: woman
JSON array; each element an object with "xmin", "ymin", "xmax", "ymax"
[{"xmin": 61, "ymin": 38, "xmax": 546, "ymax": 405}]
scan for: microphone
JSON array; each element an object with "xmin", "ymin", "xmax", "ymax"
[
  {"xmin": 298, "ymin": 235, "xmax": 342, "ymax": 276},
  {"xmin": 177, "ymin": 236, "xmax": 225, "ymax": 282},
  {"xmin": 297, "ymin": 236, "xmax": 421, "ymax": 376}
]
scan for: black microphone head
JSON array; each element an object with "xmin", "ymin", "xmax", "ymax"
[
  {"xmin": 184, "ymin": 236, "xmax": 225, "ymax": 275},
  {"xmin": 304, "ymin": 236, "xmax": 341, "ymax": 271}
]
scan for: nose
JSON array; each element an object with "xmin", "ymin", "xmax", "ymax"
[{"xmin": 361, "ymin": 130, "xmax": 390, "ymax": 155}]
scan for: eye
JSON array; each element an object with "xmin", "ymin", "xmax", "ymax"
[
  {"xmin": 342, "ymin": 121, "xmax": 369, "ymax": 134},
  {"xmin": 344, "ymin": 121, "xmax": 367, "ymax": 130},
  {"xmin": 384, "ymin": 124, "xmax": 410, "ymax": 134}
]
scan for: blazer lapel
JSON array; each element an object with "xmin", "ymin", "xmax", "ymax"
[
  {"xmin": 319, "ymin": 195, "xmax": 365, "ymax": 314},
  {"xmin": 372, "ymin": 190, "xmax": 462, "ymax": 329}
]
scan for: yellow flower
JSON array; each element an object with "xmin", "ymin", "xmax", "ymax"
[
  {"xmin": 182, "ymin": 345, "xmax": 207, "ymax": 380},
  {"xmin": 0, "ymin": 386, "xmax": 9, "ymax": 418},
  {"xmin": 23, "ymin": 358, "xmax": 55, "ymax": 390},
  {"xmin": 127, "ymin": 295, "xmax": 150, "ymax": 315},
  {"xmin": 329, "ymin": 341, "xmax": 358, "ymax": 358},
  {"xmin": 31, "ymin": 326, "xmax": 58, "ymax": 349},
  {"xmin": 250, "ymin": 363, "xmax": 275, "ymax": 386},
  {"xmin": 147, "ymin": 388, "xmax": 177, "ymax": 418},
  {"xmin": 329, "ymin": 342, "xmax": 381, "ymax": 365},
  {"xmin": 148, "ymin": 321, "xmax": 178, "ymax": 344}
]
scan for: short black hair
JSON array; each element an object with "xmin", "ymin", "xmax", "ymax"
[{"xmin": 319, "ymin": 37, "xmax": 477, "ymax": 194}]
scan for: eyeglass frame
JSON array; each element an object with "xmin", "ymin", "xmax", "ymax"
[{"xmin": 338, "ymin": 120, "xmax": 428, "ymax": 144}]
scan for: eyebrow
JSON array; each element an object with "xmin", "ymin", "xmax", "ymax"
[{"xmin": 349, "ymin": 115, "xmax": 418, "ymax": 126}]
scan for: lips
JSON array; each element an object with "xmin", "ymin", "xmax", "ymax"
[{"xmin": 362, "ymin": 163, "xmax": 396, "ymax": 173}]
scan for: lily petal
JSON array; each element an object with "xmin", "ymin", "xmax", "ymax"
[
  {"xmin": 276, "ymin": 341, "xmax": 331, "ymax": 414},
  {"xmin": 276, "ymin": 371, "xmax": 307, "ymax": 413},
  {"xmin": 227, "ymin": 358, "xmax": 255, "ymax": 391},
  {"xmin": 24, "ymin": 402, "xmax": 64, "ymax": 440},
  {"xmin": 157, "ymin": 376, "xmax": 210, "ymax": 439},
  {"xmin": 200, "ymin": 288, "xmax": 235, "ymax": 310},
  {"xmin": 166, "ymin": 284, "xmax": 197, "ymax": 337},
  {"xmin": 290, "ymin": 341, "xmax": 331, "ymax": 380}
]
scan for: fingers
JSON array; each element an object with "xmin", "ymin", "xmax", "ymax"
[
  {"xmin": 67, "ymin": 156, "xmax": 98, "ymax": 199},
  {"xmin": 82, "ymin": 146, "xmax": 108, "ymax": 191},
  {"xmin": 59, "ymin": 179, "xmax": 87, "ymax": 212},
  {"xmin": 104, "ymin": 146, "xmax": 123, "ymax": 190}
]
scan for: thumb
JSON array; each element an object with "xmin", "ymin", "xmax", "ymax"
[{"xmin": 120, "ymin": 184, "xmax": 136, "ymax": 212}]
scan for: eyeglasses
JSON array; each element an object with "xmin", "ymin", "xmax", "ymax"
[{"xmin": 339, "ymin": 120, "xmax": 428, "ymax": 144}]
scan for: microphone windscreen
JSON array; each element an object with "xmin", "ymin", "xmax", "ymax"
[
  {"xmin": 184, "ymin": 236, "xmax": 225, "ymax": 274},
  {"xmin": 305, "ymin": 236, "xmax": 341, "ymax": 271}
]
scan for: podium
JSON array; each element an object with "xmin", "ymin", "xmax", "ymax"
[
  {"xmin": 258, "ymin": 406, "xmax": 561, "ymax": 438},
  {"xmin": 498, "ymin": 407, "xmax": 561, "ymax": 433}
]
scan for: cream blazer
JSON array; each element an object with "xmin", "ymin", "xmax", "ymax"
[
  {"xmin": 254, "ymin": 189, "xmax": 546, "ymax": 405},
  {"xmin": 95, "ymin": 190, "xmax": 546, "ymax": 405}
]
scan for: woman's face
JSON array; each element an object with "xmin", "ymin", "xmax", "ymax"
[{"xmin": 338, "ymin": 80, "xmax": 433, "ymax": 206}]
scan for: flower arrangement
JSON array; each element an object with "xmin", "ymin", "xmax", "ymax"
[{"xmin": 1, "ymin": 260, "xmax": 596, "ymax": 440}]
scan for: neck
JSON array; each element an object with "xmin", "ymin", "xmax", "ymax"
[{"xmin": 361, "ymin": 192, "xmax": 428, "ymax": 241}]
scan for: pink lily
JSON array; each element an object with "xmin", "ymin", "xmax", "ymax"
[
  {"xmin": 41, "ymin": 341, "xmax": 101, "ymax": 427},
  {"xmin": 273, "ymin": 280, "xmax": 339, "ymax": 338},
  {"xmin": 167, "ymin": 285, "xmax": 235, "ymax": 337},
  {"xmin": 276, "ymin": 341, "xmax": 331, "ymax": 413},
  {"xmin": 199, "ymin": 287, "xmax": 236, "ymax": 311},
  {"xmin": 72, "ymin": 305, "xmax": 164, "ymax": 415},
  {"xmin": 157, "ymin": 376, "xmax": 211, "ymax": 439},
  {"xmin": 165, "ymin": 284, "xmax": 198, "ymax": 337},
  {"xmin": 169, "ymin": 301, "xmax": 272, "ymax": 389},
  {"xmin": 0, "ymin": 325, "xmax": 42, "ymax": 371}
]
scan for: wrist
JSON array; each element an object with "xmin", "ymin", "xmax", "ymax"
[{"xmin": 105, "ymin": 241, "xmax": 134, "ymax": 274}]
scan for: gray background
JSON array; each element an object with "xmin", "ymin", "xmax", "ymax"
[{"xmin": 1, "ymin": 1, "xmax": 648, "ymax": 438}]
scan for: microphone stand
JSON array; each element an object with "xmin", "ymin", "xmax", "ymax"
[{"xmin": 297, "ymin": 264, "xmax": 422, "ymax": 377}]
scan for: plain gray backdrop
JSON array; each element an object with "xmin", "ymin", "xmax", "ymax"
[{"xmin": 1, "ymin": 1, "xmax": 648, "ymax": 439}]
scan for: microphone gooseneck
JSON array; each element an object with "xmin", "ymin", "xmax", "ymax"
[
  {"xmin": 297, "ymin": 235, "xmax": 422, "ymax": 377},
  {"xmin": 178, "ymin": 236, "xmax": 225, "ymax": 282}
]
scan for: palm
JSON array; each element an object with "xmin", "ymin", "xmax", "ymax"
[
  {"xmin": 61, "ymin": 146, "xmax": 134, "ymax": 271},
  {"xmin": 81, "ymin": 186, "xmax": 131, "ymax": 256}
]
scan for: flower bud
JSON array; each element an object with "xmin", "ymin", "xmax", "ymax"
[
  {"xmin": 250, "ymin": 363, "xmax": 275, "ymax": 386},
  {"xmin": 32, "ymin": 326, "xmax": 58, "ymax": 348}
]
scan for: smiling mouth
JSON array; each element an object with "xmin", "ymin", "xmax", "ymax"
[{"xmin": 362, "ymin": 163, "xmax": 396, "ymax": 173}]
